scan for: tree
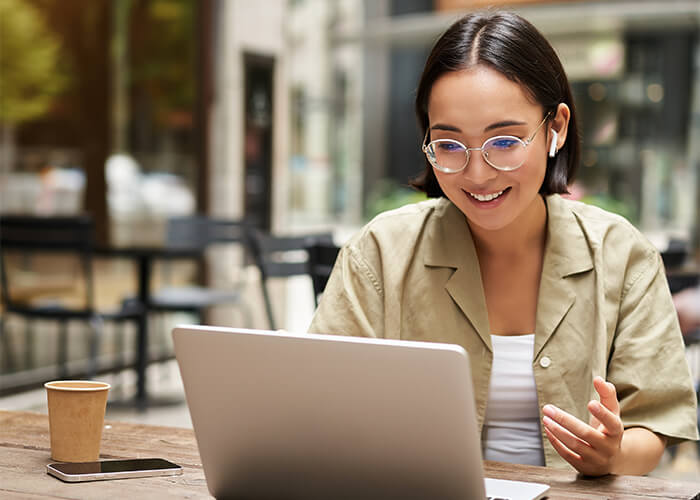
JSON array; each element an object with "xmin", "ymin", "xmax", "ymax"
[{"xmin": 0, "ymin": 0, "xmax": 68, "ymax": 169}]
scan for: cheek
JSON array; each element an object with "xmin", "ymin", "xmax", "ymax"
[
  {"xmin": 515, "ymin": 156, "xmax": 548, "ymax": 189},
  {"xmin": 528, "ymin": 146, "xmax": 549, "ymax": 176},
  {"xmin": 433, "ymin": 173, "xmax": 450, "ymax": 194},
  {"xmin": 433, "ymin": 172, "xmax": 461, "ymax": 194}
]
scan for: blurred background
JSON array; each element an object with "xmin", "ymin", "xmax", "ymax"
[
  {"xmin": 0, "ymin": 0, "xmax": 699, "ymax": 480},
  {"xmin": 3, "ymin": 0, "xmax": 698, "ymax": 327},
  {"xmin": 2, "ymin": 0, "xmax": 698, "ymax": 249}
]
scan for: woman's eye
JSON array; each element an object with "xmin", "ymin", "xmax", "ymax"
[
  {"xmin": 490, "ymin": 138, "xmax": 520, "ymax": 149},
  {"xmin": 436, "ymin": 142, "xmax": 464, "ymax": 152}
]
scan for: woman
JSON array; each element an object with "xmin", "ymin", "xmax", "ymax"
[{"xmin": 309, "ymin": 11, "xmax": 697, "ymax": 475}]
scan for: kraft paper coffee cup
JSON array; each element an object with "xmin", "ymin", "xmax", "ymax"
[{"xmin": 45, "ymin": 380, "xmax": 110, "ymax": 462}]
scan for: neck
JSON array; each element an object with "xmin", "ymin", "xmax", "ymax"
[{"xmin": 468, "ymin": 195, "xmax": 548, "ymax": 257}]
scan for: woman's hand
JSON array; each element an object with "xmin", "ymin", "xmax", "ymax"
[{"xmin": 542, "ymin": 376, "xmax": 623, "ymax": 476}]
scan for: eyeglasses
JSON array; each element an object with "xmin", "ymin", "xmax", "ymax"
[{"xmin": 421, "ymin": 113, "xmax": 551, "ymax": 173}]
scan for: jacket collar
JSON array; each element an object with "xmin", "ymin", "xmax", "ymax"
[
  {"xmin": 535, "ymin": 194, "xmax": 594, "ymax": 357},
  {"xmin": 423, "ymin": 195, "xmax": 594, "ymax": 352},
  {"xmin": 424, "ymin": 195, "xmax": 593, "ymax": 276},
  {"xmin": 542, "ymin": 194, "xmax": 594, "ymax": 278},
  {"xmin": 424, "ymin": 199, "xmax": 490, "ymax": 347}
]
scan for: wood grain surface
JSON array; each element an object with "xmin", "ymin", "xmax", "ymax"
[{"xmin": 1, "ymin": 410, "xmax": 698, "ymax": 499}]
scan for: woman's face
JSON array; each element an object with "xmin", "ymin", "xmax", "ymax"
[{"xmin": 426, "ymin": 65, "xmax": 560, "ymax": 233}]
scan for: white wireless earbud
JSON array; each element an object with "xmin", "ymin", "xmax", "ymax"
[{"xmin": 549, "ymin": 130, "xmax": 558, "ymax": 158}]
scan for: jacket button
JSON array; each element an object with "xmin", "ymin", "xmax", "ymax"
[{"xmin": 539, "ymin": 356, "xmax": 552, "ymax": 368}]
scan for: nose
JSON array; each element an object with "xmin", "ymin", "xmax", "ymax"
[{"xmin": 463, "ymin": 149, "xmax": 498, "ymax": 185}]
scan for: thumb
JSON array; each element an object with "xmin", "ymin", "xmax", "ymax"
[{"xmin": 593, "ymin": 376, "xmax": 620, "ymax": 415}]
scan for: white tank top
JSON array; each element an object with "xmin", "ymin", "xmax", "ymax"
[{"xmin": 482, "ymin": 334, "xmax": 545, "ymax": 466}]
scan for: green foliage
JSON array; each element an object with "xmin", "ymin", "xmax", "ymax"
[
  {"xmin": 365, "ymin": 179, "xmax": 427, "ymax": 221},
  {"xmin": 0, "ymin": 0, "xmax": 67, "ymax": 124},
  {"xmin": 131, "ymin": 0, "xmax": 196, "ymax": 125},
  {"xmin": 580, "ymin": 194, "xmax": 634, "ymax": 222}
]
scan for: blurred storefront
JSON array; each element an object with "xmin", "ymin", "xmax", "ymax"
[
  {"xmin": 286, "ymin": 0, "xmax": 700, "ymax": 257},
  {"xmin": 1, "ymin": 0, "xmax": 698, "ymax": 255},
  {"xmin": 1, "ymin": 0, "xmax": 697, "ymax": 337}
]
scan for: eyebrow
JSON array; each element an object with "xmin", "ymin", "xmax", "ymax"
[{"xmin": 430, "ymin": 120, "xmax": 528, "ymax": 134}]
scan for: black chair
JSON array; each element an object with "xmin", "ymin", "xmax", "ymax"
[
  {"xmin": 147, "ymin": 216, "xmax": 251, "ymax": 323},
  {"xmin": 661, "ymin": 238, "xmax": 688, "ymax": 270},
  {"xmin": 248, "ymin": 230, "xmax": 333, "ymax": 330},
  {"xmin": 0, "ymin": 215, "xmax": 143, "ymax": 380},
  {"xmin": 667, "ymin": 272, "xmax": 700, "ymax": 295},
  {"xmin": 306, "ymin": 241, "xmax": 341, "ymax": 306}
]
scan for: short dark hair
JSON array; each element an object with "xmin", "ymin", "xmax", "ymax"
[{"xmin": 411, "ymin": 11, "xmax": 580, "ymax": 197}]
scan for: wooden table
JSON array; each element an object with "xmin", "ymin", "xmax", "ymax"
[{"xmin": 1, "ymin": 410, "xmax": 698, "ymax": 499}]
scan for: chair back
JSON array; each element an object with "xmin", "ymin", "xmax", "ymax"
[
  {"xmin": 159, "ymin": 216, "xmax": 252, "ymax": 307},
  {"xmin": 306, "ymin": 241, "xmax": 341, "ymax": 306},
  {"xmin": 667, "ymin": 272, "xmax": 700, "ymax": 295},
  {"xmin": 249, "ymin": 231, "xmax": 333, "ymax": 280},
  {"xmin": 248, "ymin": 230, "xmax": 333, "ymax": 329},
  {"xmin": 165, "ymin": 216, "xmax": 249, "ymax": 250},
  {"xmin": 661, "ymin": 238, "xmax": 688, "ymax": 270},
  {"xmin": 0, "ymin": 215, "xmax": 95, "ymax": 311}
]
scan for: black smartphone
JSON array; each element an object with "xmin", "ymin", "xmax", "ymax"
[{"xmin": 46, "ymin": 458, "xmax": 183, "ymax": 482}]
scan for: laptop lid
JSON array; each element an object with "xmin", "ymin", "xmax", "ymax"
[{"xmin": 173, "ymin": 325, "xmax": 548, "ymax": 500}]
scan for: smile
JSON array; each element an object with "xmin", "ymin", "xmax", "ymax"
[{"xmin": 467, "ymin": 189, "xmax": 506, "ymax": 202}]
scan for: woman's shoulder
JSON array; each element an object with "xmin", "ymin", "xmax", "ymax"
[
  {"xmin": 351, "ymin": 198, "xmax": 448, "ymax": 242},
  {"xmin": 548, "ymin": 195, "xmax": 659, "ymax": 279},
  {"xmin": 551, "ymin": 194, "xmax": 633, "ymax": 228},
  {"xmin": 368, "ymin": 197, "xmax": 446, "ymax": 223},
  {"xmin": 550, "ymin": 195, "xmax": 655, "ymax": 252},
  {"xmin": 343, "ymin": 197, "xmax": 454, "ymax": 264}
]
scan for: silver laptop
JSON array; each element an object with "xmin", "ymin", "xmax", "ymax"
[{"xmin": 173, "ymin": 325, "xmax": 550, "ymax": 500}]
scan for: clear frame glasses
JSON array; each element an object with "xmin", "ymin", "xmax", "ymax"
[{"xmin": 421, "ymin": 112, "xmax": 552, "ymax": 173}]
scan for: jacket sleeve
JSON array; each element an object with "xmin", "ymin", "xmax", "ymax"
[
  {"xmin": 607, "ymin": 247, "xmax": 698, "ymax": 444},
  {"xmin": 308, "ymin": 243, "xmax": 385, "ymax": 339}
]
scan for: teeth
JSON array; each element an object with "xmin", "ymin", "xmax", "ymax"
[{"xmin": 468, "ymin": 189, "xmax": 505, "ymax": 202}]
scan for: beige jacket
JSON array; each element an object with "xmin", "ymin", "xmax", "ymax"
[{"xmin": 309, "ymin": 194, "xmax": 698, "ymax": 469}]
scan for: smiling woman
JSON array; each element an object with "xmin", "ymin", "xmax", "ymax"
[
  {"xmin": 309, "ymin": 10, "xmax": 698, "ymax": 477},
  {"xmin": 423, "ymin": 67, "xmax": 560, "ymax": 235}
]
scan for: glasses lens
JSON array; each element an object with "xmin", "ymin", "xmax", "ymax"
[
  {"xmin": 483, "ymin": 136, "xmax": 526, "ymax": 170},
  {"xmin": 427, "ymin": 140, "xmax": 468, "ymax": 173}
]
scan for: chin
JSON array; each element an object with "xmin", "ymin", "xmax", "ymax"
[
  {"xmin": 449, "ymin": 197, "xmax": 516, "ymax": 233},
  {"xmin": 466, "ymin": 214, "xmax": 516, "ymax": 233}
]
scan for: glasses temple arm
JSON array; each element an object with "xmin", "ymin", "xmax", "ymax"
[
  {"xmin": 526, "ymin": 111, "xmax": 553, "ymax": 143},
  {"xmin": 421, "ymin": 128, "xmax": 430, "ymax": 151}
]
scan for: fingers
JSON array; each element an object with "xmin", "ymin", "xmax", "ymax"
[
  {"xmin": 542, "ymin": 404, "xmax": 619, "ymax": 476},
  {"xmin": 543, "ymin": 403, "xmax": 624, "ymax": 476},
  {"xmin": 543, "ymin": 425, "xmax": 609, "ymax": 476},
  {"xmin": 543, "ymin": 404, "xmax": 623, "ymax": 453},
  {"xmin": 593, "ymin": 376, "xmax": 620, "ymax": 415},
  {"xmin": 543, "ymin": 415, "xmax": 591, "ymax": 457},
  {"xmin": 543, "ymin": 405, "xmax": 603, "ymax": 443},
  {"xmin": 543, "ymin": 405, "xmax": 602, "ymax": 455},
  {"xmin": 544, "ymin": 426, "xmax": 584, "ymax": 468},
  {"xmin": 588, "ymin": 400, "xmax": 624, "ymax": 437}
]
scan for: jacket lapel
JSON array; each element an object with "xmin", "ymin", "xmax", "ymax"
[
  {"xmin": 423, "ymin": 196, "xmax": 594, "ymax": 355},
  {"xmin": 424, "ymin": 200, "xmax": 492, "ymax": 350},
  {"xmin": 534, "ymin": 195, "xmax": 594, "ymax": 359}
]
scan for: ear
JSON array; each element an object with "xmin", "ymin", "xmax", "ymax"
[{"xmin": 549, "ymin": 103, "xmax": 570, "ymax": 155}]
